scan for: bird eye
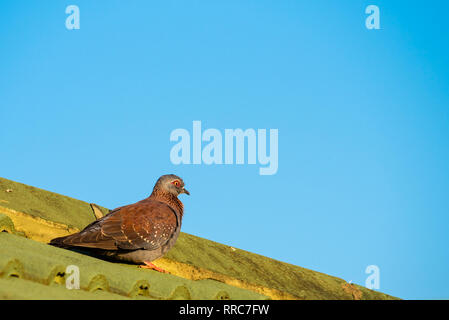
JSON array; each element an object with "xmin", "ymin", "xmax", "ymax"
[{"xmin": 172, "ymin": 180, "xmax": 180, "ymax": 187}]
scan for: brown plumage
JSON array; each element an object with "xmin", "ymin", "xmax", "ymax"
[{"xmin": 50, "ymin": 174, "xmax": 189, "ymax": 271}]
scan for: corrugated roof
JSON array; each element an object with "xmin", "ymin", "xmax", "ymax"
[
  {"xmin": 0, "ymin": 225, "xmax": 265, "ymax": 300},
  {"xmin": 0, "ymin": 177, "xmax": 399, "ymax": 300}
]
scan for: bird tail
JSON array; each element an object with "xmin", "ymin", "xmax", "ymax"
[{"xmin": 49, "ymin": 235, "xmax": 71, "ymax": 248}]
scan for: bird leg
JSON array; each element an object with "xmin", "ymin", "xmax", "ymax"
[{"xmin": 139, "ymin": 261, "xmax": 169, "ymax": 273}]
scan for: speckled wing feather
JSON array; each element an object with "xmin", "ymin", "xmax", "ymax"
[{"xmin": 51, "ymin": 199, "xmax": 179, "ymax": 251}]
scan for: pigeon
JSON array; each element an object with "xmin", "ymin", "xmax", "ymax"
[{"xmin": 50, "ymin": 174, "xmax": 189, "ymax": 272}]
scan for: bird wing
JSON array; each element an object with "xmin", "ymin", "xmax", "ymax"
[{"xmin": 56, "ymin": 199, "xmax": 179, "ymax": 251}]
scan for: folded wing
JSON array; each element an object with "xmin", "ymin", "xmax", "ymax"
[{"xmin": 50, "ymin": 199, "xmax": 179, "ymax": 251}]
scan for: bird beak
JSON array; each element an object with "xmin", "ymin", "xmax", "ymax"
[{"xmin": 182, "ymin": 188, "xmax": 190, "ymax": 195}]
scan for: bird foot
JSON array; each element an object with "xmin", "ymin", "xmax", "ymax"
[{"xmin": 139, "ymin": 261, "xmax": 169, "ymax": 273}]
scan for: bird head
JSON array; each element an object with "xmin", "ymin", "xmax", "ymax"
[{"xmin": 155, "ymin": 174, "xmax": 190, "ymax": 197}]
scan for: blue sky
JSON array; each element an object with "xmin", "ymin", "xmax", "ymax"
[{"xmin": 1, "ymin": 1, "xmax": 449, "ymax": 299}]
